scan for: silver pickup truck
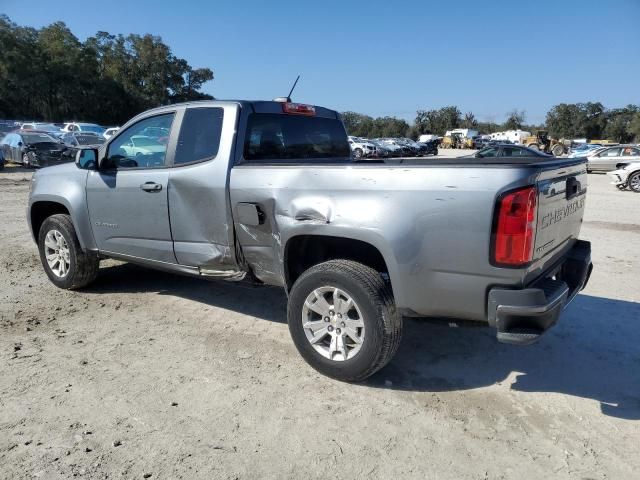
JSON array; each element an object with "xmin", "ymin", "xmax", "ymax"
[{"xmin": 27, "ymin": 100, "xmax": 592, "ymax": 381}]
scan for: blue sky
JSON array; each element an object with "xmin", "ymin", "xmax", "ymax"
[{"xmin": 2, "ymin": 0, "xmax": 639, "ymax": 124}]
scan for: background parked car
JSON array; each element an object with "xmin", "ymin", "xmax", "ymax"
[
  {"xmin": 61, "ymin": 131, "xmax": 106, "ymax": 148},
  {"xmin": 103, "ymin": 127, "xmax": 120, "ymax": 139},
  {"xmin": 473, "ymin": 137, "xmax": 491, "ymax": 149},
  {"xmin": 20, "ymin": 122, "xmax": 64, "ymax": 139},
  {"xmin": 608, "ymin": 162, "xmax": 640, "ymax": 192},
  {"xmin": 586, "ymin": 145, "xmax": 640, "ymax": 172},
  {"xmin": 568, "ymin": 143, "xmax": 604, "ymax": 158},
  {"xmin": 0, "ymin": 131, "xmax": 68, "ymax": 168},
  {"xmin": 61, "ymin": 122, "xmax": 106, "ymax": 135},
  {"xmin": 369, "ymin": 139, "xmax": 400, "ymax": 157},
  {"xmin": 348, "ymin": 136, "xmax": 378, "ymax": 159},
  {"xmin": 469, "ymin": 144, "xmax": 551, "ymax": 159},
  {"xmin": 0, "ymin": 122, "xmax": 14, "ymax": 140}
]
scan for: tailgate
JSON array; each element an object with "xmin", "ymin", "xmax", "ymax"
[{"xmin": 533, "ymin": 161, "xmax": 587, "ymax": 261}]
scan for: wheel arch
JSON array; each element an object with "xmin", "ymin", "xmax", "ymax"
[
  {"xmin": 29, "ymin": 197, "xmax": 95, "ymax": 251},
  {"xmin": 283, "ymin": 233, "xmax": 400, "ymax": 301}
]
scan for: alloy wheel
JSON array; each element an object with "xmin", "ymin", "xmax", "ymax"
[
  {"xmin": 302, "ymin": 286, "xmax": 365, "ymax": 361},
  {"xmin": 44, "ymin": 230, "xmax": 71, "ymax": 278}
]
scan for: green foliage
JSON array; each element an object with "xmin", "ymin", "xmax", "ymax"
[
  {"xmin": 0, "ymin": 15, "xmax": 213, "ymax": 124},
  {"xmin": 461, "ymin": 112, "xmax": 477, "ymax": 129},
  {"xmin": 503, "ymin": 109, "xmax": 526, "ymax": 130},
  {"xmin": 628, "ymin": 113, "xmax": 640, "ymax": 142},
  {"xmin": 414, "ymin": 106, "xmax": 461, "ymax": 135},
  {"xmin": 340, "ymin": 111, "xmax": 409, "ymax": 138},
  {"xmin": 545, "ymin": 102, "xmax": 606, "ymax": 139},
  {"xmin": 603, "ymin": 105, "xmax": 639, "ymax": 143}
]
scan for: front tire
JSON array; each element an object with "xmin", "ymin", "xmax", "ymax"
[
  {"xmin": 353, "ymin": 148, "xmax": 363, "ymax": 159},
  {"xmin": 22, "ymin": 152, "xmax": 33, "ymax": 168},
  {"xmin": 38, "ymin": 214, "xmax": 99, "ymax": 289},
  {"xmin": 287, "ymin": 260, "xmax": 402, "ymax": 382}
]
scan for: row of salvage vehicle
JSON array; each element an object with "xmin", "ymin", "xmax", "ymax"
[
  {"xmin": 348, "ymin": 136, "xmax": 438, "ymax": 158},
  {"xmin": 0, "ymin": 129, "xmax": 106, "ymax": 168}
]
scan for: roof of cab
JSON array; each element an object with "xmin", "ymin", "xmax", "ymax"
[{"xmin": 136, "ymin": 99, "xmax": 340, "ymax": 119}]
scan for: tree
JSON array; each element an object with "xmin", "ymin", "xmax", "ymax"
[
  {"xmin": 461, "ymin": 112, "xmax": 477, "ymax": 129},
  {"xmin": 604, "ymin": 105, "xmax": 639, "ymax": 143},
  {"xmin": 628, "ymin": 113, "xmax": 640, "ymax": 142},
  {"xmin": 414, "ymin": 106, "xmax": 461, "ymax": 135},
  {"xmin": 546, "ymin": 102, "xmax": 606, "ymax": 139},
  {"xmin": 0, "ymin": 15, "xmax": 214, "ymax": 125},
  {"xmin": 503, "ymin": 109, "xmax": 526, "ymax": 130}
]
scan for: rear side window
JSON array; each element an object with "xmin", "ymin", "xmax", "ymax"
[
  {"xmin": 175, "ymin": 107, "xmax": 224, "ymax": 166},
  {"xmin": 243, "ymin": 113, "xmax": 350, "ymax": 162}
]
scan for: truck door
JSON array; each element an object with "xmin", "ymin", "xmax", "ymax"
[
  {"xmin": 167, "ymin": 104, "xmax": 239, "ymax": 270},
  {"xmin": 86, "ymin": 112, "xmax": 177, "ymax": 264}
]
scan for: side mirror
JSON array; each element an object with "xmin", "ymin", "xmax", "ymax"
[
  {"xmin": 75, "ymin": 148, "xmax": 98, "ymax": 170},
  {"xmin": 17, "ymin": 141, "xmax": 23, "ymax": 147}
]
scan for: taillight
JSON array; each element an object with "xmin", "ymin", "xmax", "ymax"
[
  {"xmin": 492, "ymin": 186, "xmax": 537, "ymax": 266},
  {"xmin": 282, "ymin": 103, "xmax": 316, "ymax": 116}
]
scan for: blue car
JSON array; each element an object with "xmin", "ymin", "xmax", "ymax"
[{"xmin": 568, "ymin": 143, "xmax": 603, "ymax": 158}]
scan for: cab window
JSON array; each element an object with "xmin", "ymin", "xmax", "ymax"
[
  {"xmin": 243, "ymin": 113, "xmax": 350, "ymax": 162},
  {"xmin": 105, "ymin": 113, "xmax": 174, "ymax": 169},
  {"xmin": 174, "ymin": 107, "xmax": 224, "ymax": 166}
]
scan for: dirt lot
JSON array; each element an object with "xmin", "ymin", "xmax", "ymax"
[{"xmin": 1, "ymin": 165, "xmax": 639, "ymax": 479}]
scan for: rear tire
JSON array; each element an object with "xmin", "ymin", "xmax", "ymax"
[
  {"xmin": 38, "ymin": 214, "xmax": 99, "ymax": 289},
  {"xmin": 528, "ymin": 143, "xmax": 539, "ymax": 151},
  {"xmin": 287, "ymin": 260, "xmax": 402, "ymax": 382},
  {"xmin": 628, "ymin": 171, "xmax": 640, "ymax": 193}
]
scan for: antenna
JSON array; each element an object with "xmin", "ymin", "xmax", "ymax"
[{"xmin": 286, "ymin": 75, "xmax": 300, "ymax": 102}]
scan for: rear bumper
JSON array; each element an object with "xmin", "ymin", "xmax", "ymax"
[{"xmin": 487, "ymin": 240, "xmax": 592, "ymax": 345}]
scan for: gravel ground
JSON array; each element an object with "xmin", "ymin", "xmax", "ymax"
[{"xmin": 1, "ymin": 164, "xmax": 639, "ymax": 479}]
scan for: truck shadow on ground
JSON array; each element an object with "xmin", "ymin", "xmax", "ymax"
[
  {"xmin": 88, "ymin": 263, "xmax": 639, "ymax": 421},
  {"xmin": 368, "ymin": 294, "xmax": 640, "ymax": 421}
]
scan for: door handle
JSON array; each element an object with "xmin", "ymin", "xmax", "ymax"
[{"xmin": 140, "ymin": 182, "xmax": 162, "ymax": 192}]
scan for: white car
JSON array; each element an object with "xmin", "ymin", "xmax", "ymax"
[
  {"xmin": 61, "ymin": 122, "xmax": 106, "ymax": 136},
  {"xmin": 103, "ymin": 127, "xmax": 120, "ymax": 139},
  {"xmin": 348, "ymin": 136, "xmax": 377, "ymax": 159},
  {"xmin": 608, "ymin": 162, "xmax": 640, "ymax": 192},
  {"xmin": 586, "ymin": 145, "xmax": 640, "ymax": 172}
]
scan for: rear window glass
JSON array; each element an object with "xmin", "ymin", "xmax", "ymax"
[
  {"xmin": 175, "ymin": 107, "xmax": 224, "ymax": 165},
  {"xmin": 243, "ymin": 113, "xmax": 350, "ymax": 162}
]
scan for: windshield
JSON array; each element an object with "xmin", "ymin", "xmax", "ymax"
[{"xmin": 243, "ymin": 113, "xmax": 350, "ymax": 161}]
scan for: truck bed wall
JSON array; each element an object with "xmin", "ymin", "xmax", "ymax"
[{"xmin": 230, "ymin": 164, "xmax": 542, "ymax": 322}]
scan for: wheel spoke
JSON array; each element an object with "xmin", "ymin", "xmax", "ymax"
[
  {"xmin": 305, "ymin": 291, "xmax": 331, "ymax": 317},
  {"xmin": 332, "ymin": 288, "xmax": 343, "ymax": 313},
  {"xmin": 344, "ymin": 318, "xmax": 364, "ymax": 329},
  {"xmin": 303, "ymin": 320, "xmax": 327, "ymax": 333},
  {"xmin": 45, "ymin": 237, "xmax": 57, "ymax": 250},
  {"xmin": 329, "ymin": 334, "xmax": 338, "ymax": 358},
  {"xmin": 45, "ymin": 252, "xmax": 57, "ymax": 262},
  {"xmin": 344, "ymin": 327, "xmax": 362, "ymax": 344},
  {"xmin": 336, "ymin": 334, "xmax": 348, "ymax": 359},
  {"xmin": 339, "ymin": 298, "xmax": 353, "ymax": 315},
  {"xmin": 309, "ymin": 327, "xmax": 329, "ymax": 344}
]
